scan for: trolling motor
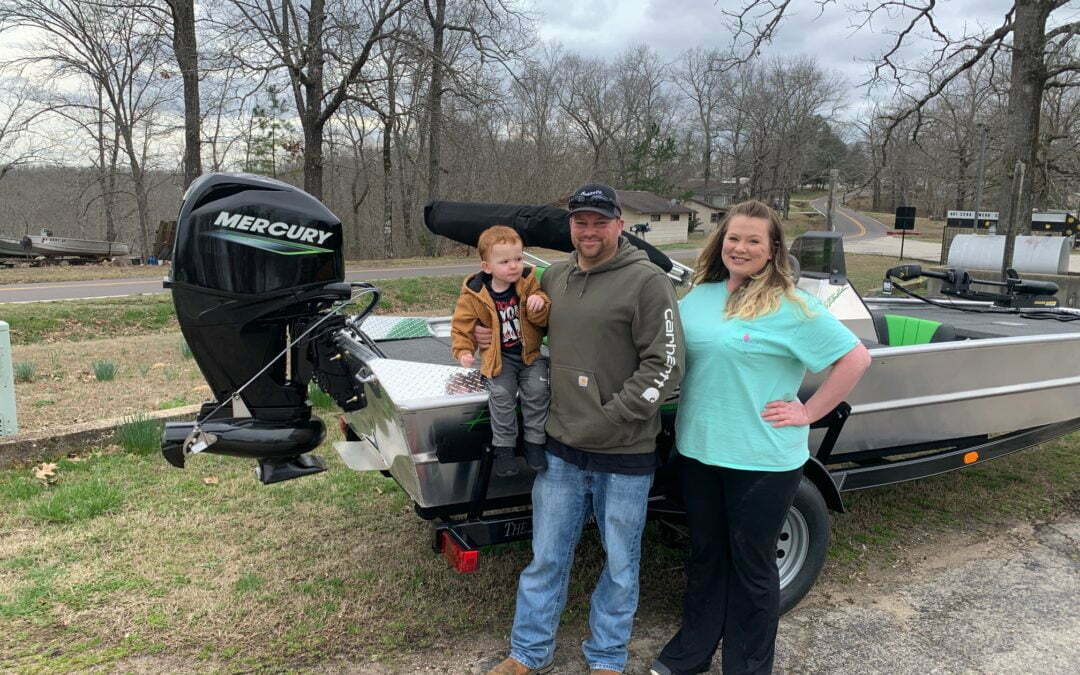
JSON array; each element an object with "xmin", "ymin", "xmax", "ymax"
[
  {"xmin": 886, "ymin": 264, "xmax": 1059, "ymax": 309},
  {"xmin": 160, "ymin": 173, "xmax": 370, "ymax": 484}
]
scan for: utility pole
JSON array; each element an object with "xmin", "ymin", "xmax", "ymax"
[
  {"xmin": 826, "ymin": 168, "xmax": 838, "ymax": 232},
  {"xmin": 972, "ymin": 124, "xmax": 989, "ymax": 234}
]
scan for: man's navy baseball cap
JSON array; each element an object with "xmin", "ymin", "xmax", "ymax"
[{"xmin": 568, "ymin": 183, "xmax": 621, "ymax": 219}]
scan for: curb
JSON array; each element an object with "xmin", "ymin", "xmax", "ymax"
[{"xmin": 0, "ymin": 404, "xmax": 201, "ymax": 469}]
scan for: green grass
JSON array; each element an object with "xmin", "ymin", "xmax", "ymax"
[
  {"xmin": 844, "ymin": 253, "xmax": 901, "ymax": 295},
  {"xmin": 13, "ymin": 361, "xmax": 35, "ymax": 383},
  {"xmin": 1, "ymin": 294, "xmax": 176, "ymax": 345},
  {"xmin": 112, "ymin": 415, "xmax": 163, "ymax": 455},
  {"xmin": 0, "ymin": 415, "xmax": 1077, "ymax": 669},
  {"xmin": 24, "ymin": 479, "xmax": 124, "ymax": 524},
  {"xmin": 178, "ymin": 337, "xmax": 193, "ymax": 359},
  {"xmin": 307, "ymin": 381, "xmax": 336, "ymax": 410},
  {"xmin": 367, "ymin": 275, "xmax": 463, "ymax": 315},
  {"xmin": 157, "ymin": 397, "xmax": 189, "ymax": 410},
  {"xmin": 91, "ymin": 360, "xmax": 118, "ymax": 381}
]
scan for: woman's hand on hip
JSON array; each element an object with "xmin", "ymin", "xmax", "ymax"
[{"xmin": 762, "ymin": 399, "xmax": 811, "ymax": 427}]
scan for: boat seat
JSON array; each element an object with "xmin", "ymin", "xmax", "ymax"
[{"xmin": 872, "ymin": 313, "xmax": 957, "ymax": 346}]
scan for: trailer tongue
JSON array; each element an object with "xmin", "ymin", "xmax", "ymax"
[{"xmin": 160, "ymin": 173, "xmax": 370, "ymax": 483}]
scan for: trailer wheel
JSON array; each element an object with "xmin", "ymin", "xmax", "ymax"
[{"xmin": 778, "ymin": 477, "xmax": 830, "ymax": 614}]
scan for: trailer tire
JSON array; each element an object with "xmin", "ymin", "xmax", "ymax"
[{"xmin": 778, "ymin": 477, "xmax": 830, "ymax": 614}]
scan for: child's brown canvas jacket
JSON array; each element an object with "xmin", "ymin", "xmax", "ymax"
[{"xmin": 450, "ymin": 266, "xmax": 550, "ymax": 378}]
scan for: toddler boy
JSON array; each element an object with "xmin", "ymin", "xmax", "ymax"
[{"xmin": 451, "ymin": 225, "xmax": 551, "ymax": 476}]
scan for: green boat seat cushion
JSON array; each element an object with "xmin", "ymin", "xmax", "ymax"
[{"xmin": 873, "ymin": 313, "xmax": 957, "ymax": 346}]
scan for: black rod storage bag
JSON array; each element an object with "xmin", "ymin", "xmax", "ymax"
[{"xmin": 423, "ymin": 200, "xmax": 674, "ymax": 273}]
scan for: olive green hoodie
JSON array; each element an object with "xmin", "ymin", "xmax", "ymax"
[{"xmin": 541, "ymin": 237, "xmax": 684, "ymax": 455}]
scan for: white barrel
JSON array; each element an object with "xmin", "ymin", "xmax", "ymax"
[
  {"xmin": 948, "ymin": 234, "xmax": 1072, "ymax": 274},
  {"xmin": 0, "ymin": 321, "xmax": 17, "ymax": 436}
]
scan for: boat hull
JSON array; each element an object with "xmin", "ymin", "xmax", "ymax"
[
  {"xmin": 0, "ymin": 238, "xmax": 29, "ymax": 256},
  {"xmin": 807, "ymin": 332, "xmax": 1080, "ymax": 454},
  {"xmin": 20, "ymin": 235, "xmax": 130, "ymax": 258},
  {"xmin": 337, "ymin": 314, "xmax": 1080, "ymax": 512}
]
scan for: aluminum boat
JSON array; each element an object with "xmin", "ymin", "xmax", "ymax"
[
  {"xmin": 159, "ymin": 173, "xmax": 1080, "ymax": 612},
  {"xmin": 18, "ymin": 229, "xmax": 130, "ymax": 258}
]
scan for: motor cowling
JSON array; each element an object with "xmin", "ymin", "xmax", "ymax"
[{"xmin": 162, "ymin": 173, "xmax": 350, "ymax": 480}]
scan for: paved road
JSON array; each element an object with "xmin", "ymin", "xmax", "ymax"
[
  {"xmin": 0, "ymin": 249, "xmax": 704, "ymax": 303},
  {"xmin": 810, "ymin": 197, "xmax": 890, "ymax": 240}
]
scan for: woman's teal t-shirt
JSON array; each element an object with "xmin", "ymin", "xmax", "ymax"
[{"xmin": 676, "ymin": 282, "xmax": 859, "ymax": 471}]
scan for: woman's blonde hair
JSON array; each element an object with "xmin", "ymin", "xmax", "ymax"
[{"xmin": 694, "ymin": 199, "xmax": 808, "ymax": 319}]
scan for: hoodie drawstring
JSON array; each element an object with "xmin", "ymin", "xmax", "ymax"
[{"xmin": 564, "ymin": 268, "xmax": 590, "ymax": 298}]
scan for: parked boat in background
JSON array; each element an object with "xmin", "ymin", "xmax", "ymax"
[
  {"xmin": 16, "ymin": 229, "xmax": 130, "ymax": 259},
  {"xmin": 0, "ymin": 237, "xmax": 30, "ymax": 257}
]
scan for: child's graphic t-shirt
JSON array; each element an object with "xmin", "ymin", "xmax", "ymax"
[{"xmin": 487, "ymin": 283, "xmax": 522, "ymax": 355}]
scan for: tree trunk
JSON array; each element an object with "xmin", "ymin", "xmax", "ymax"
[
  {"xmin": 117, "ymin": 122, "xmax": 151, "ymax": 255},
  {"xmin": 167, "ymin": 0, "xmax": 201, "ymax": 188},
  {"xmin": 954, "ymin": 146, "xmax": 967, "ymax": 210},
  {"xmin": 123, "ymin": 144, "xmax": 151, "ymax": 255},
  {"xmin": 382, "ymin": 116, "xmax": 394, "ymax": 258},
  {"xmin": 424, "ymin": 0, "xmax": 446, "ymax": 255},
  {"xmin": 301, "ymin": 0, "xmax": 327, "ymax": 199},
  {"xmin": 94, "ymin": 85, "xmax": 119, "ymax": 243},
  {"xmin": 998, "ymin": 0, "xmax": 1051, "ymax": 260}
]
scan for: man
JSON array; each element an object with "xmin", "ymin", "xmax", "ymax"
[{"xmin": 484, "ymin": 183, "xmax": 685, "ymax": 675}]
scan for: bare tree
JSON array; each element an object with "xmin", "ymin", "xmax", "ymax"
[
  {"xmin": 0, "ymin": 0, "xmax": 180, "ymax": 255},
  {"xmin": 0, "ymin": 69, "xmax": 48, "ymax": 184},
  {"xmin": 217, "ymin": 0, "xmax": 410, "ymax": 200},
  {"xmin": 164, "ymin": 0, "xmax": 201, "ymax": 187},
  {"xmin": 725, "ymin": 0, "xmax": 1080, "ymax": 268},
  {"xmin": 675, "ymin": 47, "xmax": 725, "ymax": 195}
]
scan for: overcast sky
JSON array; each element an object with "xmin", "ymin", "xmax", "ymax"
[{"xmin": 529, "ymin": 0, "xmax": 1019, "ymax": 109}]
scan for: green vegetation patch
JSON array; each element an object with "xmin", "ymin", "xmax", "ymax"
[
  {"xmin": 307, "ymin": 381, "xmax": 336, "ymax": 411},
  {"xmin": 13, "ymin": 361, "xmax": 35, "ymax": 383},
  {"xmin": 91, "ymin": 360, "xmax": 118, "ymax": 381},
  {"xmin": 113, "ymin": 415, "xmax": 164, "ymax": 455},
  {"xmin": 25, "ymin": 479, "xmax": 124, "ymax": 524},
  {"xmin": 368, "ymin": 275, "xmax": 463, "ymax": 315},
  {"xmin": 1, "ymin": 294, "xmax": 176, "ymax": 345},
  {"xmin": 0, "ymin": 417, "xmax": 1077, "ymax": 670}
]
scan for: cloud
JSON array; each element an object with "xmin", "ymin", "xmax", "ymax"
[{"xmin": 530, "ymin": 0, "xmax": 1015, "ymax": 91}]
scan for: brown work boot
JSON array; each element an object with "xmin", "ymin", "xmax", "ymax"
[{"xmin": 485, "ymin": 656, "xmax": 553, "ymax": 675}]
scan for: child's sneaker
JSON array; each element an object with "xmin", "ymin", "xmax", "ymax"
[
  {"xmin": 492, "ymin": 446, "xmax": 520, "ymax": 477},
  {"xmin": 523, "ymin": 442, "xmax": 547, "ymax": 472}
]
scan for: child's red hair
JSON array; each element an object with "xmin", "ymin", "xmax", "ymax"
[{"xmin": 477, "ymin": 225, "xmax": 523, "ymax": 260}]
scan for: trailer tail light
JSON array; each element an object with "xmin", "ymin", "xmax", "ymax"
[
  {"xmin": 963, "ymin": 451, "xmax": 979, "ymax": 464},
  {"xmin": 439, "ymin": 531, "xmax": 479, "ymax": 573}
]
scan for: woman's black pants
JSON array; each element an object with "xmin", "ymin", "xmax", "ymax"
[{"xmin": 658, "ymin": 456, "xmax": 803, "ymax": 675}]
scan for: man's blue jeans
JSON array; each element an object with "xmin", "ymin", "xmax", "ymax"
[{"xmin": 509, "ymin": 452, "xmax": 653, "ymax": 673}]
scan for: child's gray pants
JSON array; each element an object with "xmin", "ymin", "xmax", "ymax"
[{"xmin": 487, "ymin": 352, "xmax": 549, "ymax": 448}]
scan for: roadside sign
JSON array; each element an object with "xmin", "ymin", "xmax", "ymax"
[
  {"xmin": 1031, "ymin": 212, "xmax": 1078, "ymax": 236},
  {"xmin": 946, "ymin": 210, "xmax": 999, "ymax": 228},
  {"xmin": 894, "ymin": 206, "xmax": 916, "ymax": 230}
]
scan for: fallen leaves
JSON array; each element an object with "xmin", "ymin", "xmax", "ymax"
[
  {"xmin": 33, "ymin": 462, "xmax": 58, "ymax": 484},
  {"xmin": 202, "ymin": 476, "xmax": 219, "ymax": 485}
]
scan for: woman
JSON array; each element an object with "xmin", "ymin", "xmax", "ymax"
[{"xmin": 652, "ymin": 200, "xmax": 871, "ymax": 675}]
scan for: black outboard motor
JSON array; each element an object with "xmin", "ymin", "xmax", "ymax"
[{"xmin": 161, "ymin": 173, "xmax": 363, "ymax": 484}]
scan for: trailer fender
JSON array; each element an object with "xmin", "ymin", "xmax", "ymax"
[{"xmin": 803, "ymin": 457, "xmax": 844, "ymax": 513}]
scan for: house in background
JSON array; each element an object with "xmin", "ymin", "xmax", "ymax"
[
  {"xmin": 682, "ymin": 177, "xmax": 743, "ymax": 209},
  {"xmin": 682, "ymin": 197, "xmax": 726, "ymax": 233},
  {"xmin": 553, "ymin": 189, "xmax": 693, "ymax": 245}
]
